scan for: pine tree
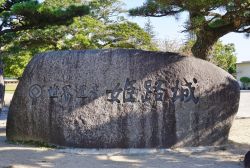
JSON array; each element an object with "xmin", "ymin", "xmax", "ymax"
[
  {"xmin": 130, "ymin": 0, "xmax": 250, "ymax": 60},
  {"xmin": 0, "ymin": 0, "xmax": 89, "ymax": 110}
]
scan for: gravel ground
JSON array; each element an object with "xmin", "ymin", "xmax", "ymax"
[{"xmin": 0, "ymin": 92, "xmax": 249, "ymax": 168}]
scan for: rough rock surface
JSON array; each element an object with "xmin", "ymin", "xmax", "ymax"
[{"xmin": 7, "ymin": 49, "xmax": 240, "ymax": 148}]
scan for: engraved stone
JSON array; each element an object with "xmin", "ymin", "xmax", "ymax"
[
  {"xmin": 29, "ymin": 84, "xmax": 42, "ymax": 98},
  {"xmin": 7, "ymin": 49, "xmax": 240, "ymax": 148}
]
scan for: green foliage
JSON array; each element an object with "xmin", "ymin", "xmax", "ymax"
[
  {"xmin": 210, "ymin": 41, "xmax": 237, "ymax": 74},
  {"xmin": 240, "ymin": 77, "xmax": 250, "ymax": 89},
  {"xmin": 240, "ymin": 77, "xmax": 250, "ymax": 84},
  {"xmin": 180, "ymin": 40, "xmax": 195, "ymax": 56},
  {"xmin": 130, "ymin": 0, "xmax": 250, "ymax": 60},
  {"xmin": 208, "ymin": 18, "xmax": 229, "ymax": 29},
  {"xmin": 1, "ymin": 0, "xmax": 156, "ymax": 77},
  {"xmin": 0, "ymin": 0, "xmax": 89, "ymax": 36},
  {"xmin": 104, "ymin": 21, "xmax": 156, "ymax": 49},
  {"xmin": 88, "ymin": 0, "xmax": 126, "ymax": 23},
  {"xmin": 144, "ymin": 18, "xmax": 155, "ymax": 39},
  {"xmin": 1, "ymin": 30, "xmax": 54, "ymax": 77},
  {"xmin": 181, "ymin": 40, "xmax": 237, "ymax": 73},
  {"xmin": 43, "ymin": 0, "xmax": 81, "ymax": 7},
  {"xmin": 3, "ymin": 51, "xmax": 32, "ymax": 77},
  {"xmin": 0, "ymin": 0, "xmax": 90, "ymax": 78}
]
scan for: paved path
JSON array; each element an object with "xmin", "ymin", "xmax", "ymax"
[{"xmin": 0, "ymin": 92, "xmax": 249, "ymax": 168}]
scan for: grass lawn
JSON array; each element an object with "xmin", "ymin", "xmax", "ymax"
[{"xmin": 5, "ymin": 83, "xmax": 18, "ymax": 94}]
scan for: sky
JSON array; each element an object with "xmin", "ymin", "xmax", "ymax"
[{"xmin": 122, "ymin": 0, "xmax": 249, "ymax": 62}]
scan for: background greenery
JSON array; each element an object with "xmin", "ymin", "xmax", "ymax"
[{"xmin": 1, "ymin": 0, "xmax": 239, "ymax": 78}]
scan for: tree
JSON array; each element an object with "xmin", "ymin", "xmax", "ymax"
[
  {"xmin": 61, "ymin": 16, "xmax": 156, "ymax": 50},
  {"xmin": 0, "ymin": 0, "xmax": 89, "ymax": 109},
  {"xmin": 240, "ymin": 77, "xmax": 250, "ymax": 89},
  {"xmin": 129, "ymin": 0, "xmax": 250, "ymax": 60},
  {"xmin": 0, "ymin": 1, "xmax": 89, "ymax": 36},
  {"xmin": 1, "ymin": 0, "xmax": 156, "ymax": 78},
  {"xmin": 88, "ymin": 0, "xmax": 126, "ymax": 23},
  {"xmin": 157, "ymin": 38, "xmax": 182, "ymax": 53},
  {"xmin": 210, "ymin": 41, "xmax": 237, "ymax": 74},
  {"xmin": 144, "ymin": 17, "xmax": 155, "ymax": 39},
  {"xmin": 180, "ymin": 40, "xmax": 237, "ymax": 73}
]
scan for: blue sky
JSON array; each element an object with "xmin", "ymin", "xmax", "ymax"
[{"xmin": 122, "ymin": 0, "xmax": 249, "ymax": 62}]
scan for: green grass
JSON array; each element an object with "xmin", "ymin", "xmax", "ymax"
[{"xmin": 5, "ymin": 83, "xmax": 18, "ymax": 94}]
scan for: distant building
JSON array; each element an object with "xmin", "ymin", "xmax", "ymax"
[
  {"xmin": 237, "ymin": 61, "xmax": 250, "ymax": 89},
  {"xmin": 4, "ymin": 78, "xmax": 19, "ymax": 84}
]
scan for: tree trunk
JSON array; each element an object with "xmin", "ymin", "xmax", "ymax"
[{"xmin": 191, "ymin": 30, "xmax": 219, "ymax": 60}]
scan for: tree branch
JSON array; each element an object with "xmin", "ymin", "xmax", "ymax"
[
  {"xmin": 0, "ymin": 25, "xmax": 31, "ymax": 36},
  {"xmin": 140, "ymin": 9, "xmax": 184, "ymax": 17},
  {"xmin": 234, "ymin": 27, "xmax": 250, "ymax": 33},
  {"xmin": 0, "ymin": 0, "xmax": 20, "ymax": 13}
]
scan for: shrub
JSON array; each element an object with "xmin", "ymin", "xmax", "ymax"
[{"xmin": 240, "ymin": 77, "xmax": 250, "ymax": 89}]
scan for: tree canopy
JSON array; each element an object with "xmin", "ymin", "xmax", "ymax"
[
  {"xmin": 0, "ymin": 0, "xmax": 89, "ymax": 37},
  {"xmin": 1, "ymin": 0, "xmax": 156, "ymax": 77},
  {"xmin": 240, "ymin": 76, "xmax": 250, "ymax": 89},
  {"xmin": 129, "ymin": 0, "xmax": 250, "ymax": 60},
  {"xmin": 0, "ymin": 0, "xmax": 90, "ymax": 62},
  {"xmin": 0, "ymin": 0, "xmax": 90, "ymax": 108},
  {"xmin": 181, "ymin": 40, "xmax": 237, "ymax": 73}
]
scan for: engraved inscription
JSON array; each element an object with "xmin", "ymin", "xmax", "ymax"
[
  {"xmin": 29, "ymin": 84, "xmax": 42, "ymax": 105},
  {"xmin": 48, "ymin": 84, "xmax": 59, "ymax": 98},
  {"xmin": 106, "ymin": 78, "xmax": 199, "ymax": 104},
  {"xmin": 106, "ymin": 83, "xmax": 123, "ymax": 103},
  {"xmin": 154, "ymin": 80, "xmax": 165, "ymax": 101},
  {"xmin": 61, "ymin": 85, "xmax": 72, "ymax": 103},
  {"xmin": 141, "ymin": 80, "xmax": 153, "ymax": 102},
  {"xmin": 171, "ymin": 78, "xmax": 199, "ymax": 104},
  {"xmin": 29, "ymin": 77, "xmax": 199, "ymax": 106},
  {"xmin": 123, "ymin": 78, "xmax": 136, "ymax": 103},
  {"xmin": 29, "ymin": 84, "xmax": 42, "ymax": 99}
]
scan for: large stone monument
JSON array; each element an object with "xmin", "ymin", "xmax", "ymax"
[{"xmin": 7, "ymin": 49, "xmax": 240, "ymax": 148}]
